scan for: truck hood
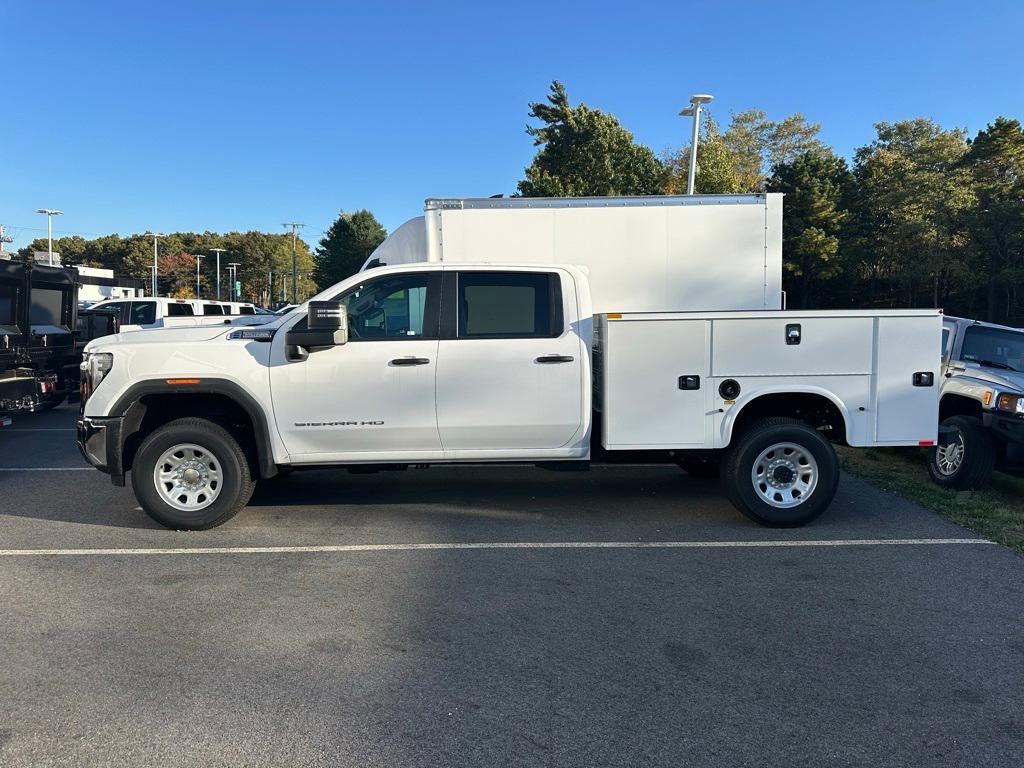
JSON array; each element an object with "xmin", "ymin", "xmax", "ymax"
[
  {"xmin": 966, "ymin": 367, "xmax": 1024, "ymax": 394},
  {"xmin": 84, "ymin": 323, "xmax": 247, "ymax": 352}
]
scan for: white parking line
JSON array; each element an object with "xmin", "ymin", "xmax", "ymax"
[
  {"xmin": 0, "ymin": 467, "xmax": 93, "ymax": 471},
  {"xmin": 0, "ymin": 428, "xmax": 76, "ymax": 432},
  {"xmin": 0, "ymin": 538, "xmax": 993, "ymax": 558}
]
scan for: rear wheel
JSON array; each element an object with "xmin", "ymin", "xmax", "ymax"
[
  {"xmin": 131, "ymin": 417, "xmax": 255, "ymax": 530},
  {"xmin": 721, "ymin": 417, "xmax": 839, "ymax": 527},
  {"xmin": 927, "ymin": 415, "xmax": 996, "ymax": 490}
]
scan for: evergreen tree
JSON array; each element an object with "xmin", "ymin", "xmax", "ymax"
[
  {"xmin": 518, "ymin": 81, "xmax": 664, "ymax": 197},
  {"xmin": 767, "ymin": 150, "xmax": 852, "ymax": 308},
  {"xmin": 313, "ymin": 210, "xmax": 387, "ymax": 288}
]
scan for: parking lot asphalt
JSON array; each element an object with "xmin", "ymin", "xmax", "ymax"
[{"xmin": 1, "ymin": 405, "xmax": 1023, "ymax": 767}]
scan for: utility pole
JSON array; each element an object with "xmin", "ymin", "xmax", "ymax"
[
  {"xmin": 194, "ymin": 254, "xmax": 205, "ymax": 298},
  {"xmin": 209, "ymin": 248, "xmax": 228, "ymax": 300},
  {"xmin": 679, "ymin": 94, "xmax": 714, "ymax": 195},
  {"xmin": 142, "ymin": 232, "xmax": 164, "ymax": 296},
  {"xmin": 282, "ymin": 222, "xmax": 305, "ymax": 305},
  {"xmin": 36, "ymin": 209, "xmax": 64, "ymax": 264}
]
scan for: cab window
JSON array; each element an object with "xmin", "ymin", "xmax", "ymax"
[
  {"xmin": 129, "ymin": 301, "xmax": 157, "ymax": 325},
  {"xmin": 238, "ymin": 306, "xmax": 255, "ymax": 315},
  {"xmin": 455, "ymin": 271, "xmax": 561, "ymax": 339},
  {"xmin": 203, "ymin": 304, "xmax": 225, "ymax": 316},
  {"xmin": 167, "ymin": 302, "xmax": 195, "ymax": 317},
  {"xmin": 329, "ymin": 273, "xmax": 438, "ymax": 340}
]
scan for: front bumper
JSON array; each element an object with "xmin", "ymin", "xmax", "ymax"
[
  {"xmin": 77, "ymin": 415, "xmax": 126, "ymax": 486},
  {"xmin": 983, "ymin": 412, "xmax": 1024, "ymax": 445}
]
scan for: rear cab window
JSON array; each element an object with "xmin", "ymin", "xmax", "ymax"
[
  {"xmin": 129, "ymin": 301, "xmax": 157, "ymax": 325},
  {"xmin": 203, "ymin": 304, "xmax": 225, "ymax": 316},
  {"xmin": 455, "ymin": 271, "xmax": 561, "ymax": 339},
  {"xmin": 167, "ymin": 302, "xmax": 195, "ymax": 317}
]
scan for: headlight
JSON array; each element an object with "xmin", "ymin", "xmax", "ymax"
[
  {"xmin": 80, "ymin": 352, "xmax": 114, "ymax": 395},
  {"xmin": 996, "ymin": 393, "xmax": 1024, "ymax": 417}
]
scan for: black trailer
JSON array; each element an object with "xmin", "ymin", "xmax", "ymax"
[
  {"xmin": 1, "ymin": 261, "xmax": 32, "ymax": 421},
  {"xmin": 0, "ymin": 259, "xmax": 81, "ymax": 421}
]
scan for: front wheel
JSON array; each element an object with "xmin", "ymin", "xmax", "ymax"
[
  {"xmin": 927, "ymin": 415, "xmax": 996, "ymax": 490},
  {"xmin": 721, "ymin": 417, "xmax": 840, "ymax": 527},
  {"xmin": 131, "ymin": 417, "xmax": 255, "ymax": 530}
]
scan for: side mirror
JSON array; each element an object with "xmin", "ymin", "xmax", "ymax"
[{"xmin": 285, "ymin": 301, "xmax": 348, "ymax": 360}]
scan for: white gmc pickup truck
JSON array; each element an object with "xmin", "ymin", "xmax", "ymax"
[{"xmin": 78, "ymin": 257, "xmax": 942, "ymax": 530}]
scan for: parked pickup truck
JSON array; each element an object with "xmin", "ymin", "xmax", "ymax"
[
  {"xmin": 78, "ymin": 261, "xmax": 942, "ymax": 530},
  {"xmin": 928, "ymin": 316, "xmax": 1024, "ymax": 488},
  {"xmin": 87, "ymin": 297, "xmax": 266, "ymax": 333}
]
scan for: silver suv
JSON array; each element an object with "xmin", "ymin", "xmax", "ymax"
[{"xmin": 931, "ymin": 316, "xmax": 1024, "ymax": 488}]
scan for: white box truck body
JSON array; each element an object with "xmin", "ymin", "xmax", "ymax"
[{"xmin": 367, "ymin": 194, "xmax": 784, "ymax": 314}]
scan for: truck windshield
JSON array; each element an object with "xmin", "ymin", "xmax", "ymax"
[{"xmin": 961, "ymin": 325, "xmax": 1024, "ymax": 373}]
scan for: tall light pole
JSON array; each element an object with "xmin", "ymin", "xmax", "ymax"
[
  {"xmin": 282, "ymin": 222, "xmax": 305, "ymax": 305},
  {"xmin": 209, "ymin": 248, "xmax": 228, "ymax": 300},
  {"xmin": 193, "ymin": 254, "xmax": 205, "ymax": 298},
  {"xmin": 36, "ymin": 209, "xmax": 63, "ymax": 264},
  {"xmin": 227, "ymin": 262, "xmax": 241, "ymax": 301},
  {"xmin": 679, "ymin": 94, "xmax": 714, "ymax": 195},
  {"xmin": 142, "ymin": 232, "xmax": 164, "ymax": 296}
]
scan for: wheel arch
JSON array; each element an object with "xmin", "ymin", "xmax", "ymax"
[
  {"xmin": 722, "ymin": 387, "xmax": 851, "ymax": 448},
  {"xmin": 939, "ymin": 392, "xmax": 984, "ymax": 421},
  {"xmin": 108, "ymin": 379, "xmax": 278, "ymax": 479}
]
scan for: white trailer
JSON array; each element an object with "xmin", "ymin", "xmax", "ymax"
[{"xmin": 367, "ymin": 194, "xmax": 784, "ymax": 314}]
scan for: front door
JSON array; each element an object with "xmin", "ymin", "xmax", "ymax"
[
  {"xmin": 270, "ymin": 270, "xmax": 443, "ymax": 461},
  {"xmin": 434, "ymin": 269, "xmax": 584, "ymax": 453}
]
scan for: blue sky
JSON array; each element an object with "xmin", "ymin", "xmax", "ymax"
[{"xmin": 3, "ymin": 0, "xmax": 1022, "ymax": 252}]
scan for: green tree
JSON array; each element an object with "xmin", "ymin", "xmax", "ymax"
[
  {"xmin": 767, "ymin": 149, "xmax": 853, "ymax": 308},
  {"xmin": 963, "ymin": 117, "xmax": 1024, "ymax": 323},
  {"xmin": 724, "ymin": 110, "xmax": 824, "ymax": 192},
  {"xmin": 518, "ymin": 81, "xmax": 664, "ymax": 197},
  {"xmin": 661, "ymin": 113, "xmax": 742, "ymax": 194},
  {"xmin": 851, "ymin": 119, "xmax": 975, "ymax": 309},
  {"xmin": 313, "ymin": 210, "xmax": 387, "ymax": 289}
]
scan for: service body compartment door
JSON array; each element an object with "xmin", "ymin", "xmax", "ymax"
[
  {"xmin": 873, "ymin": 315, "xmax": 942, "ymax": 444},
  {"xmin": 602, "ymin": 318, "xmax": 710, "ymax": 448}
]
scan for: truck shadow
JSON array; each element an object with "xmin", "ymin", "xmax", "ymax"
[{"xmin": 244, "ymin": 464, "xmax": 769, "ymax": 531}]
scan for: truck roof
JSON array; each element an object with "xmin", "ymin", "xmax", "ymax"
[{"xmin": 424, "ymin": 193, "xmax": 769, "ymax": 210}]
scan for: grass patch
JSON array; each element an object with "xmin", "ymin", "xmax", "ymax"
[{"xmin": 837, "ymin": 446, "xmax": 1024, "ymax": 555}]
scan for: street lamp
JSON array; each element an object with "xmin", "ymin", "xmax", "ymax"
[
  {"xmin": 193, "ymin": 254, "xmax": 205, "ymax": 299},
  {"xmin": 142, "ymin": 232, "xmax": 164, "ymax": 296},
  {"xmin": 679, "ymin": 94, "xmax": 714, "ymax": 195},
  {"xmin": 227, "ymin": 262, "xmax": 241, "ymax": 301},
  {"xmin": 36, "ymin": 209, "xmax": 63, "ymax": 264},
  {"xmin": 209, "ymin": 248, "xmax": 228, "ymax": 300}
]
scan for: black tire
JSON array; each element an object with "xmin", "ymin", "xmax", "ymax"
[
  {"xmin": 36, "ymin": 393, "xmax": 67, "ymax": 411},
  {"xmin": 721, "ymin": 417, "xmax": 840, "ymax": 527},
  {"xmin": 927, "ymin": 415, "xmax": 996, "ymax": 490},
  {"xmin": 676, "ymin": 455, "xmax": 721, "ymax": 479},
  {"xmin": 131, "ymin": 417, "xmax": 255, "ymax": 530}
]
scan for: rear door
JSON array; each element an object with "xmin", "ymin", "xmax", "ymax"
[{"xmin": 434, "ymin": 268, "xmax": 584, "ymax": 453}]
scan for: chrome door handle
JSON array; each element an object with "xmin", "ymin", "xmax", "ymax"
[
  {"xmin": 390, "ymin": 357, "xmax": 430, "ymax": 366},
  {"xmin": 535, "ymin": 355, "xmax": 574, "ymax": 364}
]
